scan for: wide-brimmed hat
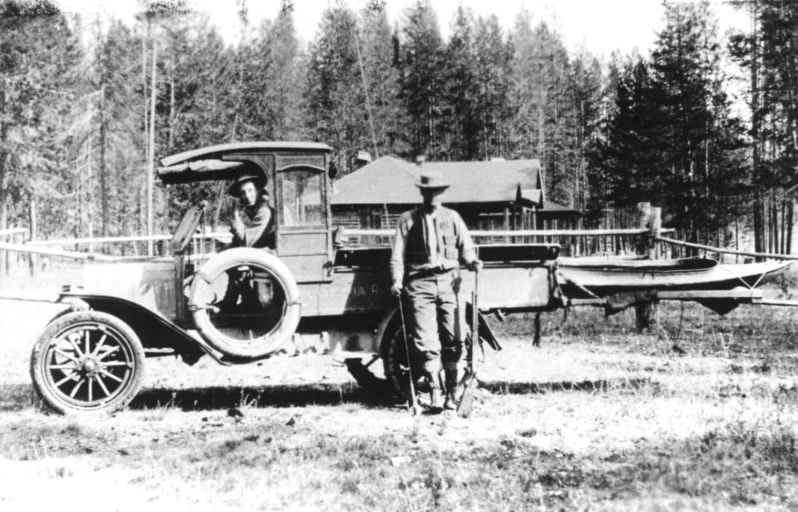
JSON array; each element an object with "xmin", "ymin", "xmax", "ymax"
[
  {"xmin": 227, "ymin": 172, "xmax": 266, "ymax": 197},
  {"xmin": 415, "ymin": 171, "xmax": 449, "ymax": 190}
]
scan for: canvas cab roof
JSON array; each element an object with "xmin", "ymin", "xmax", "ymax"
[{"xmin": 158, "ymin": 141, "xmax": 333, "ymax": 185}]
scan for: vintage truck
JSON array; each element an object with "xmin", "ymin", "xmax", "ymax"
[{"xmin": 29, "ymin": 142, "xmax": 562, "ymax": 414}]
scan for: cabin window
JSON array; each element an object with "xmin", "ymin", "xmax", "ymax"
[{"xmin": 278, "ymin": 168, "xmax": 324, "ymax": 228}]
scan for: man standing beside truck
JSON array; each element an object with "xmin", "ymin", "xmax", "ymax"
[{"xmin": 390, "ymin": 170, "xmax": 482, "ymax": 412}]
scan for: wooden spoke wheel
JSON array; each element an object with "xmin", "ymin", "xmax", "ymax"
[
  {"xmin": 30, "ymin": 311, "xmax": 145, "ymax": 415},
  {"xmin": 380, "ymin": 312, "xmax": 416, "ymax": 400}
]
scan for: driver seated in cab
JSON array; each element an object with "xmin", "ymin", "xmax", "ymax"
[
  {"xmin": 213, "ymin": 172, "xmax": 276, "ymax": 313},
  {"xmin": 228, "ymin": 172, "xmax": 275, "ymax": 250}
]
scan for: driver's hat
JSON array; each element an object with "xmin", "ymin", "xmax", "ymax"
[{"xmin": 228, "ymin": 172, "xmax": 266, "ymax": 197}]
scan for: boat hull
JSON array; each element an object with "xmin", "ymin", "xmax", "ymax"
[{"xmin": 558, "ymin": 259, "xmax": 792, "ymax": 298}]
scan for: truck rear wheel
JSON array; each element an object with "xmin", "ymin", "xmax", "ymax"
[
  {"xmin": 378, "ymin": 308, "xmax": 414, "ymax": 400},
  {"xmin": 379, "ymin": 304, "xmax": 486, "ymax": 400},
  {"xmin": 30, "ymin": 311, "xmax": 145, "ymax": 415},
  {"xmin": 188, "ymin": 248, "xmax": 301, "ymax": 359}
]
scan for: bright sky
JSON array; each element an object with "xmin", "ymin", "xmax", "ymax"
[{"xmin": 57, "ymin": 0, "xmax": 749, "ymax": 59}]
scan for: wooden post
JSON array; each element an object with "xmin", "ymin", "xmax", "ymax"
[
  {"xmin": 10, "ymin": 231, "xmax": 18, "ymax": 273},
  {"xmin": 649, "ymin": 207, "xmax": 661, "ymax": 259},
  {"xmin": 635, "ymin": 301, "xmax": 657, "ymax": 333},
  {"xmin": 87, "ymin": 221, "xmax": 94, "ymax": 255},
  {"xmin": 635, "ymin": 202, "xmax": 657, "ymax": 333},
  {"xmin": 503, "ymin": 207, "xmax": 510, "ymax": 244},
  {"xmin": 2, "ymin": 233, "xmax": 8, "ymax": 277},
  {"xmin": 635, "ymin": 202, "xmax": 651, "ymax": 254},
  {"xmin": 510, "ymin": 204, "xmax": 517, "ymax": 244},
  {"xmin": 533, "ymin": 312, "xmax": 542, "ymax": 347},
  {"xmin": 29, "ymin": 200, "xmax": 38, "ymax": 276}
]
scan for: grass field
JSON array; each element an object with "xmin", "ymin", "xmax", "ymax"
[{"xmin": 2, "ymin": 268, "xmax": 798, "ymax": 511}]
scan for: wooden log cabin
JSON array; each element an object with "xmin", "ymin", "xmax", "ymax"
[{"xmin": 330, "ymin": 156, "xmax": 581, "ymax": 248}]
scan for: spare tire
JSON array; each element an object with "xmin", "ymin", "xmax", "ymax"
[{"xmin": 188, "ymin": 248, "xmax": 301, "ymax": 359}]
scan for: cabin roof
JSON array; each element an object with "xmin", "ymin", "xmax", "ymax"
[{"xmin": 331, "ymin": 156, "xmax": 564, "ymax": 209}]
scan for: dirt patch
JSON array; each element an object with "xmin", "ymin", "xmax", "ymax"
[{"xmin": 2, "ymin": 298, "xmax": 798, "ymax": 510}]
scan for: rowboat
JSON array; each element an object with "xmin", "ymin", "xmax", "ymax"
[{"xmin": 558, "ymin": 258, "xmax": 792, "ymax": 298}]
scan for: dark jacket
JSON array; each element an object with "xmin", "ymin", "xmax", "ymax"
[{"xmin": 230, "ymin": 198, "xmax": 275, "ymax": 249}]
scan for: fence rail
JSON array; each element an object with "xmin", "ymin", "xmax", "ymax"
[
  {"xmin": 27, "ymin": 232, "xmax": 232, "ymax": 247},
  {"xmin": 6, "ymin": 228, "xmax": 794, "ymax": 267},
  {"xmin": 0, "ymin": 228, "xmax": 29, "ymax": 238},
  {"xmin": 341, "ymin": 228, "xmax": 676, "ymax": 238},
  {"xmin": 0, "ymin": 242, "xmax": 119, "ymax": 262},
  {"xmin": 0, "ymin": 227, "xmax": 30, "ymax": 276},
  {"xmin": 657, "ymin": 236, "xmax": 798, "ymax": 261},
  {"xmin": 0, "ymin": 231, "xmax": 234, "ymax": 273},
  {"xmin": 339, "ymin": 227, "xmax": 678, "ymax": 257}
]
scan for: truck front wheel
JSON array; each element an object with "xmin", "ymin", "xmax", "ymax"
[{"xmin": 30, "ymin": 311, "xmax": 145, "ymax": 415}]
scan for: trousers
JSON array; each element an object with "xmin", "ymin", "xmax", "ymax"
[{"xmin": 404, "ymin": 270, "xmax": 464, "ymax": 376}]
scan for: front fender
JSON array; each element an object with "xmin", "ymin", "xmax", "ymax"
[{"xmin": 58, "ymin": 293, "xmax": 207, "ymax": 365}]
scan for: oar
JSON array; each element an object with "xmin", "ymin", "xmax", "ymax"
[{"xmin": 397, "ymin": 293, "xmax": 420, "ymax": 415}]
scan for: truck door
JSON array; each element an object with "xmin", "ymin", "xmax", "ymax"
[{"xmin": 274, "ymin": 161, "xmax": 333, "ymax": 283}]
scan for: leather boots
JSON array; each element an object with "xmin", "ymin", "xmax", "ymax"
[
  {"xmin": 443, "ymin": 367, "xmax": 458, "ymax": 411},
  {"xmin": 427, "ymin": 372, "xmax": 443, "ymax": 411}
]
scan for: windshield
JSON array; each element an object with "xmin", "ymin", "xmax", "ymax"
[{"xmin": 279, "ymin": 169, "xmax": 324, "ymax": 228}]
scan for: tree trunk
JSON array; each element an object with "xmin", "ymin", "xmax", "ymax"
[
  {"xmin": 0, "ymin": 88, "xmax": 8, "ymax": 277},
  {"xmin": 99, "ymin": 85, "xmax": 109, "ymax": 242},
  {"xmin": 771, "ymin": 189, "xmax": 778, "ymax": 254},
  {"xmin": 165, "ymin": 52, "xmax": 175, "ymax": 236},
  {"xmin": 781, "ymin": 198, "xmax": 787, "ymax": 254},
  {"xmin": 147, "ymin": 37, "xmax": 157, "ymax": 256},
  {"xmin": 751, "ymin": 1, "xmax": 764, "ymax": 257},
  {"xmin": 788, "ymin": 199, "xmax": 794, "ymax": 255},
  {"xmin": 0, "ymin": 90, "xmax": 7, "ymax": 235}
]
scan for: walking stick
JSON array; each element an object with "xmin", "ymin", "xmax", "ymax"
[
  {"xmin": 457, "ymin": 265, "xmax": 480, "ymax": 418},
  {"xmin": 397, "ymin": 292, "xmax": 420, "ymax": 415}
]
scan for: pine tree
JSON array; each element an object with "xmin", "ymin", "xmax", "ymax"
[
  {"xmin": 729, "ymin": 0, "xmax": 798, "ymax": 254},
  {"xmin": 566, "ymin": 49, "xmax": 603, "ymax": 211},
  {"xmin": 359, "ymin": 0, "xmax": 405, "ymax": 158},
  {"xmin": 591, "ymin": 1, "xmax": 745, "ymax": 245},
  {"xmin": 83, "ymin": 18, "xmax": 141, "ymax": 238},
  {"xmin": 508, "ymin": 10, "xmax": 573, "ymax": 203},
  {"xmin": 397, "ymin": 0, "xmax": 444, "ymax": 159},
  {"xmin": 265, "ymin": 1, "xmax": 304, "ymax": 140},
  {"xmin": 304, "ymin": 4, "xmax": 370, "ymax": 174},
  {"xmin": 440, "ymin": 5, "xmax": 480, "ymax": 161},
  {"xmin": 236, "ymin": 1, "xmax": 303, "ymax": 141},
  {"xmin": 473, "ymin": 14, "xmax": 512, "ymax": 160},
  {"xmin": 588, "ymin": 57, "xmax": 666, "ymax": 211},
  {"xmin": 652, "ymin": 0, "xmax": 744, "ymax": 244},
  {"xmin": 157, "ymin": 13, "xmax": 236, "ymax": 229},
  {"xmin": 0, "ymin": 1, "xmax": 82, "ymax": 237}
]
